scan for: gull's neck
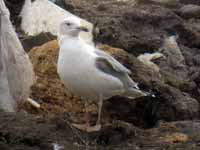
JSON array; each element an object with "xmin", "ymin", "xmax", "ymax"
[
  {"xmin": 59, "ymin": 34, "xmax": 79, "ymax": 45},
  {"xmin": 58, "ymin": 33, "xmax": 95, "ymax": 53}
]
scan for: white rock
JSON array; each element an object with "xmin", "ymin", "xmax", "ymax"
[
  {"xmin": 159, "ymin": 35, "xmax": 185, "ymax": 68},
  {"xmin": 52, "ymin": 143, "xmax": 64, "ymax": 150},
  {"xmin": 137, "ymin": 52, "xmax": 165, "ymax": 72},
  {"xmin": 26, "ymin": 98, "xmax": 40, "ymax": 109},
  {"xmin": 0, "ymin": 0, "xmax": 35, "ymax": 112},
  {"xmin": 20, "ymin": 0, "xmax": 93, "ymax": 45}
]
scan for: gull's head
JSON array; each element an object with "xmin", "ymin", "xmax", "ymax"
[{"xmin": 59, "ymin": 17, "xmax": 89, "ymax": 37}]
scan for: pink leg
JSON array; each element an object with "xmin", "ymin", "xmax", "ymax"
[
  {"xmin": 84, "ymin": 111, "xmax": 91, "ymax": 128},
  {"xmin": 96, "ymin": 96, "xmax": 103, "ymax": 125},
  {"xmin": 71, "ymin": 102, "xmax": 90, "ymax": 131},
  {"xmin": 72, "ymin": 97, "xmax": 103, "ymax": 132},
  {"xmin": 86, "ymin": 95, "xmax": 103, "ymax": 132},
  {"xmin": 72, "ymin": 111, "xmax": 90, "ymax": 131}
]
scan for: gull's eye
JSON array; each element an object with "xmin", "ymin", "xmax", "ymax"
[{"xmin": 66, "ymin": 22, "xmax": 71, "ymax": 26}]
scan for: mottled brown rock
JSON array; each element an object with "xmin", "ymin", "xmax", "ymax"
[
  {"xmin": 2, "ymin": 0, "xmax": 200, "ymax": 149},
  {"xmin": 96, "ymin": 44, "xmax": 199, "ymax": 126},
  {"xmin": 0, "ymin": 113, "xmax": 199, "ymax": 150},
  {"xmin": 28, "ymin": 40, "xmax": 86, "ymax": 118},
  {"xmin": 27, "ymin": 41, "xmax": 199, "ymax": 128},
  {"xmin": 177, "ymin": 4, "xmax": 200, "ymax": 19}
]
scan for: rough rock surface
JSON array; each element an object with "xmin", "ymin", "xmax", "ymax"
[
  {"xmin": 0, "ymin": 113, "xmax": 200, "ymax": 150},
  {"xmin": 2, "ymin": 0, "xmax": 200, "ymax": 149},
  {"xmin": 176, "ymin": 4, "xmax": 200, "ymax": 19},
  {"xmin": 28, "ymin": 40, "xmax": 86, "ymax": 119},
  {"xmin": 27, "ymin": 40, "xmax": 100, "ymax": 124},
  {"xmin": 58, "ymin": 0, "xmax": 200, "ymax": 123},
  {"xmin": 27, "ymin": 40, "xmax": 199, "ymax": 129}
]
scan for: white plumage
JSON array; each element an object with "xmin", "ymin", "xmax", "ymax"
[{"xmin": 57, "ymin": 18, "xmax": 149, "ymax": 132}]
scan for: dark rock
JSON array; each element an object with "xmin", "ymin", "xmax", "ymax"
[
  {"xmin": 50, "ymin": 0, "xmax": 74, "ymax": 11},
  {"xmin": 4, "ymin": 0, "xmax": 25, "ymax": 27},
  {"xmin": 176, "ymin": 4, "xmax": 200, "ymax": 19},
  {"xmin": 138, "ymin": 0, "xmax": 181, "ymax": 8},
  {"xmin": 2, "ymin": 0, "xmax": 200, "ymax": 149},
  {"xmin": 4, "ymin": 0, "xmax": 200, "ymax": 145},
  {"xmin": 99, "ymin": 45, "xmax": 199, "ymax": 127},
  {"xmin": 62, "ymin": 1, "xmax": 185, "ymax": 55},
  {"xmin": 179, "ymin": 0, "xmax": 200, "ymax": 6},
  {"xmin": 174, "ymin": 23, "xmax": 200, "ymax": 48},
  {"xmin": 0, "ymin": 113, "xmax": 200, "ymax": 149},
  {"xmin": 21, "ymin": 32, "xmax": 56, "ymax": 52},
  {"xmin": 3, "ymin": 0, "xmax": 198, "ymax": 129},
  {"xmin": 103, "ymin": 6, "xmax": 182, "ymax": 55},
  {"xmin": 153, "ymin": 83, "xmax": 199, "ymax": 121}
]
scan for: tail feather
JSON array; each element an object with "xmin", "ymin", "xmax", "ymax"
[
  {"xmin": 123, "ymin": 87, "xmax": 151, "ymax": 99},
  {"xmin": 120, "ymin": 74, "xmax": 155, "ymax": 99}
]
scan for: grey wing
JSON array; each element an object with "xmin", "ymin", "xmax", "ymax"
[
  {"xmin": 95, "ymin": 49, "xmax": 150, "ymax": 98},
  {"xmin": 95, "ymin": 49, "xmax": 140, "ymax": 89},
  {"xmin": 95, "ymin": 49, "xmax": 131, "ymax": 74}
]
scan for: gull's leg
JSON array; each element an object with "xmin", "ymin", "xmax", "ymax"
[
  {"xmin": 72, "ymin": 98, "xmax": 102, "ymax": 132},
  {"xmin": 84, "ymin": 102, "xmax": 91, "ymax": 129},
  {"xmin": 86, "ymin": 95, "xmax": 103, "ymax": 132},
  {"xmin": 72, "ymin": 101, "xmax": 90, "ymax": 131},
  {"xmin": 96, "ymin": 95, "xmax": 103, "ymax": 125}
]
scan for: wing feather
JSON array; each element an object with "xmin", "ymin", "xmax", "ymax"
[{"xmin": 95, "ymin": 49, "xmax": 131, "ymax": 74}]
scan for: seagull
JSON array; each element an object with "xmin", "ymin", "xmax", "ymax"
[
  {"xmin": 57, "ymin": 18, "xmax": 150, "ymax": 132},
  {"xmin": 58, "ymin": 16, "xmax": 94, "ymax": 46}
]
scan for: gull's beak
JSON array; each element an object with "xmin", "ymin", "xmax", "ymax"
[{"xmin": 77, "ymin": 26, "xmax": 89, "ymax": 32}]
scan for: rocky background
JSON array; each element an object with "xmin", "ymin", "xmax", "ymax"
[{"xmin": 1, "ymin": 0, "xmax": 200, "ymax": 149}]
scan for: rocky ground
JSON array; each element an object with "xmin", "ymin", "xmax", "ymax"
[
  {"xmin": 0, "ymin": 112, "xmax": 200, "ymax": 150},
  {"xmin": 2, "ymin": 0, "xmax": 200, "ymax": 149}
]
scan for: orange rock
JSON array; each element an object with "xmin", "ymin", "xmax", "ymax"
[
  {"xmin": 28, "ymin": 40, "xmax": 86, "ymax": 118},
  {"xmin": 162, "ymin": 132, "xmax": 189, "ymax": 143},
  {"xmin": 27, "ymin": 41, "xmax": 158, "ymax": 124}
]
